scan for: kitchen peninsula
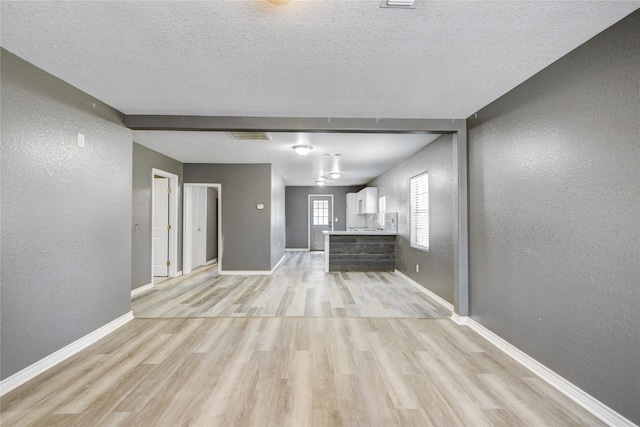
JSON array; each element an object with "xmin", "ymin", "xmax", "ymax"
[{"xmin": 323, "ymin": 230, "xmax": 397, "ymax": 272}]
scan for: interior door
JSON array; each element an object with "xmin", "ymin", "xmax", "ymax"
[
  {"xmin": 153, "ymin": 177, "xmax": 169, "ymax": 276},
  {"xmin": 309, "ymin": 195, "xmax": 332, "ymax": 251},
  {"xmin": 191, "ymin": 186, "xmax": 207, "ymax": 269}
]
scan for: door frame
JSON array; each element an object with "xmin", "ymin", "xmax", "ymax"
[
  {"xmin": 151, "ymin": 168, "xmax": 179, "ymax": 279},
  {"xmin": 307, "ymin": 194, "xmax": 334, "ymax": 251},
  {"xmin": 183, "ymin": 183, "xmax": 222, "ymax": 275}
]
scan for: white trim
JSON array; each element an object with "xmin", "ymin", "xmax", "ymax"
[
  {"xmin": 151, "ymin": 169, "xmax": 180, "ymax": 279},
  {"xmin": 204, "ymin": 258, "xmax": 218, "ymax": 266},
  {"xmin": 271, "ymin": 253, "xmax": 286, "ymax": 273},
  {"xmin": 131, "ymin": 283, "xmax": 153, "ymax": 298},
  {"xmin": 0, "ymin": 311, "xmax": 134, "ymax": 396},
  {"xmin": 395, "ymin": 270, "xmax": 454, "ymax": 313},
  {"xmin": 220, "ymin": 254, "xmax": 286, "ymax": 276},
  {"xmin": 285, "ymin": 248, "xmax": 309, "ymax": 252},
  {"xmin": 220, "ymin": 270, "xmax": 273, "ymax": 276},
  {"xmin": 451, "ymin": 313, "xmax": 469, "ymax": 325},
  {"xmin": 467, "ymin": 318, "xmax": 638, "ymax": 427},
  {"xmin": 176, "ymin": 270, "xmax": 183, "ymax": 276}
]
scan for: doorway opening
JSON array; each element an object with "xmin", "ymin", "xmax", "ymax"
[
  {"xmin": 184, "ymin": 183, "xmax": 222, "ymax": 275},
  {"xmin": 308, "ymin": 194, "xmax": 334, "ymax": 251},
  {"xmin": 151, "ymin": 168, "xmax": 179, "ymax": 282}
]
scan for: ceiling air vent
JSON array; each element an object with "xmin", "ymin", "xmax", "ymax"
[
  {"xmin": 380, "ymin": 0, "xmax": 417, "ymax": 8},
  {"xmin": 226, "ymin": 132, "xmax": 272, "ymax": 141}
]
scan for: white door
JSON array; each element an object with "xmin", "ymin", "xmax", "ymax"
[
  {"xmin": 153, "ymin": 177, "xmax": 169, "ymax": 276},
  {"xmin": 191, "ymin": 187, "xmax": 207, "ymax": 269},
  {"xmin": 309, "ymin": 195, "xmax": 333, "ymax": 251}
]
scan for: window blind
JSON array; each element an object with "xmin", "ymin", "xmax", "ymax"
[{"xmin": 410, "ymin": 172, "xmax": 429, "ymax": 251}]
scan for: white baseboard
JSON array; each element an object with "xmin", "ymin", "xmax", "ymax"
[
  {"xmin": 220, "ymin": 254, "xmax": 286, "ymax": 276},
  {"xmin": 204, "ymin": 258, "xmax": 217, "ymax": 266},
  {"xmin": 285, "ymin": 248, "xmax": 309, "ymax": 252},
  {"xmin": 175, "ymin": 270, "xmax": 183, "ymax": 276},
  {"xmin": 220, "ymin": 270, "xmax": 272, "ymax": 276},
  {"xmin": 271, "ymin": 254, "xmax": 286, "ymax": 274},
  {"xmin": 467, "ymin": 318, "xmax": 637, "ymax": 427},
  {"xmin": 451, "ymin": 313, "xmax": 469, "ymax": 325},
  {"xmin": 131, "ymin": 283, "xmax": 153, "ymax": 298},
  {"xmin": 394, "ymin": 270, "xmax": 454, "ymax": 313},
  {"xmin": 0, "ymin": 311, "xmax": 134, "ymax": 396}
]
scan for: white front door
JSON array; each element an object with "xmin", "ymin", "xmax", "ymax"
[
  {"xmin": 153, "ymin": 177, "xmax": 169, "ymax": 276},
  {"xmin": 309, "ymin": 195, "xmax": 333, "ymax": 251}
]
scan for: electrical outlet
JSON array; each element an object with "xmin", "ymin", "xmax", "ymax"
[{"xmin": 416, "ymin": 264, "xmax": 419, "ymax": 273}]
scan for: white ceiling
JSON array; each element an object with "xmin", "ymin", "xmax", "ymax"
[
  {"xmin": 1, "ymin": 1, "xmax": 637, "ymax": 185},
  {"xmin": 134, "ymin": 131, "xmax": 441, "ymax": 186}
]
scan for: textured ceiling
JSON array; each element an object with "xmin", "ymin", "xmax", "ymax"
[
  {"xmin": 2, "ymin": 1, "xmax": 637, "ymax": 119},
  {"xmin": 1, "ymin": 1, "xmax": 637, "ymax": 185}
]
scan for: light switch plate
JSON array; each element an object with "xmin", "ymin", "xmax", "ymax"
[
  {"xmin": 77, "ymin": 133, "xmax": 85, "ymax": 147},
  {"xmin": 257, "ymin": 204, "xmax": 264, "ymax": 210}
]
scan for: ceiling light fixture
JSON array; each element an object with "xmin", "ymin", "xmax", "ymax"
[
  {"xmin": 329, "ymin": 172, "xmax": 341, "ymax": 179},
  {"xmin": 380, "ymin": 0, "xmax": 417, "ymax": 8},
  {"xmin": 316, "ymin": 179, "xmax": 326, "ymax": 186},
  {"xmin": 293, "ymin": 145, "xmax": 313, "ymax": 156}
]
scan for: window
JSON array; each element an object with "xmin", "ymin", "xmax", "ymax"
[
  {"xmin": 378, "ymin": 196, "xmax": 386, "ymax": 229},
  {"xmin": 312, "ymin": 199, "xmax": 329, "ymax": 225},
  {"xmin": 410, "ymin": 172, "xmax": 429, "ymax": 251}
]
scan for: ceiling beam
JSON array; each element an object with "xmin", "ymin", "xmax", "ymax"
[{"xmin": 124, "ymin": 115, "xmax": 463, "ymax": 133}]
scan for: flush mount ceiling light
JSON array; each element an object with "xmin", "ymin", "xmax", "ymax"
[
  {"xmin": 329, "ymin": 172, "xmax": 341, "ymax": 179},
  {"xmin": 380, "ymin": 0, "xmax": 417, "ymax": 8},
  {"xmin": 293, "ymin": 145, "xmax": 313, "ymax": 156},
  {"xmin": 316, "ymin": 179, "xmax": 326, "ymax": 186}
]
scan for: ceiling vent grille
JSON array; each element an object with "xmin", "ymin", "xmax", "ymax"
[
  {"xmin": 380, "ymin": 0, "xmax": 417, "ymax": 8},
  {"xmin": 227, "ymin": 132, "xmax": 272, "ymax": 141}
]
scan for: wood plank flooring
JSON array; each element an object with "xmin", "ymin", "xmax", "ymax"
[
  {"xmin": 1, "ymin": 251, "xmax": 605, "ymax": 426},
  {"xmin": 133, "ymin": 252, "xmax": 450, "ymax": 318},
  {"xmin": 1, "ymin": 318, "xmax": 603, "ymax": 426}
]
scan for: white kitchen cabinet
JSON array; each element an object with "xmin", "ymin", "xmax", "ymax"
[
  {"xmin": 356, "ymin": 187, "xmax": 378, "ymax": 214},
  {"xmin": 346, "ymin": 193, "xmax": 365, "ymax": 228}
]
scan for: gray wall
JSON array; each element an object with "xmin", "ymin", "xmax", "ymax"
[
  {"xmin": 184, "ymin": 163, "xmax": 274, "ymax": 271},
  {"xmin": 1, "ymin": 49, "xmax": 132, "ymax": 380},
  {"xmin": 285, "ymin": 185, "xmax": 362, "ymax": 249},
  {"xmin": 369, "ymin": 135, "xmax": 454, "ymax": 303},
  {"xmin": 206, "ymin": 187, "xmax": 218, "ymax": 262},
  {"xmin": 270, "ymin": 167, "xmax": 286, "ymax": 267},
  {"xmin": 467, "ymin": 11, "xmax": 639, "ymax": 424},
  {"xmin": 131, "ymin": 143, "xmax": 183, "ymax": 289}
]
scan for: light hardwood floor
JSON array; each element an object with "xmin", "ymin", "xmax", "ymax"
[
  {"xmin": 1, "ymin": 318, "xmax": 602, "ymax": 426},
  {"xmin": 1, "ymin": 252, "xmax": 604, "ymax": 426},
  {"xmin": 133, "ymin": 252, "xmax": 450, "ymax": 319}
]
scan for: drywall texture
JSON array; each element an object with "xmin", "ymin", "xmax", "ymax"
[
  {"xmin": 270, "ymin": 167, "xmax": 286, "ymax": 268},
  {"xmin": 1, "ymin": 49, "xmax": 132, "ymax": 380},
  {"xmin": 285, "ymin": 185, "xmax": 362, "ymax": 249},
  {"xmin": 206, "ymin": 187, "xmax": 218, "ymax": 262},
  {"xmin": 369, "ymin": 135, "xmax": 454, "ymax": 304},
  {"xmin": 131, "ymin": 143, "xmax": 183, "ymax": 290},
  {"xmin": 467, "ymin": 11, "xmax": 640, "ymax": 423},
  {"xmin": 184, "ymin": 164, "xmax": 274, "ymax": 271}
]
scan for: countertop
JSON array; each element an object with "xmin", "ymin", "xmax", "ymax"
[{"xmin": 323, "ymin": 230, "xmax": 398, "ymax": 236}]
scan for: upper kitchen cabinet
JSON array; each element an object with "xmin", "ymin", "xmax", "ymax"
[{"xmin": 356, "ymin": 187, "xmax": 378, "ymax": 214}]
